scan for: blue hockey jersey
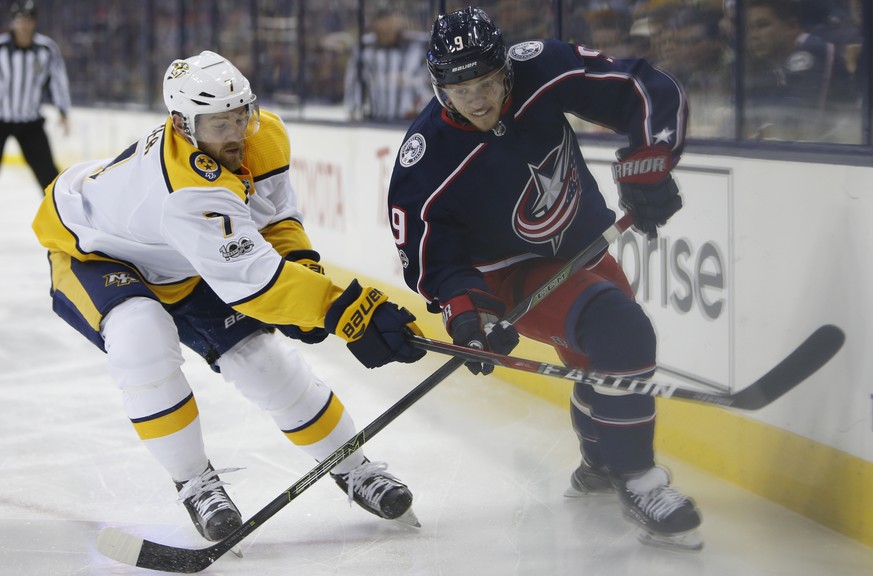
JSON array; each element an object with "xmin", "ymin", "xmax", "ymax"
[{"xmin": 387, "ymin": 39, "xmax": 687, "ymax": 311}]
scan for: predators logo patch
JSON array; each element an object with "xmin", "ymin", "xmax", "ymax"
[
  {"xmin": 103, "ymin": 271, "xmax": 140, "ymax": 287},
  {"xmin": 190, "ymin": 153, "xmax": 221, "ymax": 182},
  {"xmin": 166, "ymin": 61, "xmax": 189, "ymax": 79}
]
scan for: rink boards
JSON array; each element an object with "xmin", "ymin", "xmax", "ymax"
[{"xmin": 24, "ymin": 106, "xmax": 873, "ymax": 549}]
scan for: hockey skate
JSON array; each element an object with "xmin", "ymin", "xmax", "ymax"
[
  {"xmin": 563, "ymin": 457, "xmax": 613, "ymax": 497},
  {"xmin": 612, "ymin": 466, "xmax": 703, "ymax": 551},
  {"xmin": 175, "ymin": 462, "xmax": 243, "ymax": 542},
  {"xmin": 331, "ymin": 458, "xmax": 419, "ymax": 527}
]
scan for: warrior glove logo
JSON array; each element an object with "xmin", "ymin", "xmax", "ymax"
[
  {"xmin": 612, "ymin": 155, "xmax": 668, "ymax": 182},
  {"xmin": 611, "ymin": 145, "xmax": 672, "ymax": 185}
]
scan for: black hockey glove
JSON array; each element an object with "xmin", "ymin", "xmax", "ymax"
[
  {"xmin": 612, "ymin": 146, "xmax": 682, "ymax": 239},
  {"xmin": 325, "ymin": 280, "xmax": 426, "ymax": 369},
  {"xmin": 279, "ymin": 250, "xmax": 329, "ymax": 344},
  {"xmin": 442, "ymin": 289, "xmax": 520, "ymax": 375},
  {"xmin": 284, "ymin": 249, "xmax": 326, "ymax": 275},
  {"xmin": 278, "ymin": 323, "xmax": 329, "ymax": 344}
]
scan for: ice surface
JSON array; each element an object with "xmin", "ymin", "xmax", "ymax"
[{"xmin": 2, "ymin": 165, "xmax": 872, "ymax": 575}]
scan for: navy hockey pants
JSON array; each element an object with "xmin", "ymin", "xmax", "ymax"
[{"xmin": 483, "ymin": 253, "xmax": 656, "ymax": 475}]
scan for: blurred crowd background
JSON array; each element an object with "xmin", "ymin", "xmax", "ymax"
[{"xmin": 14, "ymin": 0, "xmax": 872, "ymax": 146}]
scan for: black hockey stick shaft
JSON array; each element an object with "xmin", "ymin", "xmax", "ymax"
[
  {"xmin": 108, "ymin": 359, "xmax": 466, "ymax": 573},
  {"xmin": 409, "ymin": 325, "xmax": 844, "ymax": 411},
  {"xmin": 503, "ymin": 213, "xmax": 632, "ymax": 323},
  {"xmin": 96, "ymin": 214, "xmax": 633, "ymax": 572}
]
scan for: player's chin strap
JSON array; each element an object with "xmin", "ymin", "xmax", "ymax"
[{"xmin": 94, "ymin": 214, "xmax": 633, "ymax": 573}]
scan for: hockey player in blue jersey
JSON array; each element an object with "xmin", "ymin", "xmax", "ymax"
[{"xmin": 387, "ymin": 7, "xmax": 701, "ymax": 550}]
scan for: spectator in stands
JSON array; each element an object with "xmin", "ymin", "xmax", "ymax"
[
  {"xmin": 811, "ymin": 0, "xmax": 864, "ymax": 109},
  {"xmin": 633, "ymin": 0, "xmax": 685, "ymax": 75},
  {"xmin": 343, "ymin": 3, "xmax": 432, "ymax": 121},
  {"xmin": 489, "ymin": 0, "xmax": 553, "ymax": 44},
  {"xmin": 744, "ymin": 0, "xmax": 854, "ymax": 141},
  {"xmin": 844, "ymin": 0, "xmax": 863, "ymax": 80},
  {"xmin": 674, "ymin": 7, "xmax": 735, "ymax": 137},
  {"xmin": 0, "ymin": 0, "xmax": 70, "ymax": 192},
  {"xmin": 565, "ymin": 6, "xmax": 636, "ymax": 135},
  {"xmin": 584, "ymin": 7, "xmax": 634, "ymax": 59},
  {"xmin": 626, "ymin": 13, "xmax": 655, "ymax": 61},
  {"xmin": 720, "ymin": 0, "xmax": 736, "ymax": 46}
]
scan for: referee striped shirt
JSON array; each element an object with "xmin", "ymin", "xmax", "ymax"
[
  {"xmin": 344, "ymin": 30, "xmax": 432, "ymax": 121},
  {"xmin": 0, "ymin": 31, "xmax": 70, "ymax": 122}
]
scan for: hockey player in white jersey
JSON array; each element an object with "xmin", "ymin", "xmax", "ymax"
[{"xmin": 32, "ymin": 51, "xmax": 425, "ymax": 541}]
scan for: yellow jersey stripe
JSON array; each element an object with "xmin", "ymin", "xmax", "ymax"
[
  {"xmin": 261, "ymin": 218, "xmax": 312, "ymax": 257},
  {"xmin": 147, "ymin": 276, "xmax": 201, "ymax": 304},
  {"xmin": 282, "ymin": 392, "xmax": 344, "ymax": 446},
  {"xmin": 244, "ymin": 110, "xmax": 291, "ymax": 174},
  {"xmin": 232, "ymin": 261, "xmax": 343, "ymax": 328},
  {"xmin": 131, "ymin": 393, "xmax": 199, "ymax": 440},
  {"xmin": 49, "ymin": 251, "xmax": 103, "ymax": 331},
  {"xmin": 33, "ymin": 180, "xmax": 88, "ymax": 259}
]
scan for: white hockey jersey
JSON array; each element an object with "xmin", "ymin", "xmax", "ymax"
[{"xmin": 32, "ymin": 110, "xmax": 342, "ymax": 329}]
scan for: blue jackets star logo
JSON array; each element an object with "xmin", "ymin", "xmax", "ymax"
[{"xmin": 512, "ymin": 126, "xmax": 581, "ymax": 253}]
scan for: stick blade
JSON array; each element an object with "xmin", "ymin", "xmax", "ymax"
[
  {"xmin": 96, "ymin": 527, "xmax": 144, "ymax": 566},
  {"xmin": 96, "ymin": 527, "xmax": 219, "ymax": 573},
  {"xmin": 730, "ymin": 324, "xmax": 845, "ymax": 410}
]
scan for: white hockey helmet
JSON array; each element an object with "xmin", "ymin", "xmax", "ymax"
[{"xmin": 163, "ymin": 50, "xmax": 259, "ymax": 148}]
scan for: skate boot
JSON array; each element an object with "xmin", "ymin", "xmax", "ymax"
[
  {"xmin": 175, "ymin": 462, "xmax": 243, "ymax": 542},
  {"xmin": 612, "ymin": 466, "xmax": 703, "ymax": 551},
  {"xmin": 564, "ymin": 457, "xmax": 614, "ymax": 497},
  {"xmin": 331, "ymin": 458, "xmax": 419, "ymax": 527}
]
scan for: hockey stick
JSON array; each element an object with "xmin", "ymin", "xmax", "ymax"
[
  {"xmin": 408, "ymin": 325, "xmax": 844, "ymax": 411},
  {"xmin": 95, "ymin": 214, "xmax": 634, "ymax": 573}
]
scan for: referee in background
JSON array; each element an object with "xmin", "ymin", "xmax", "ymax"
[
  {"xmin": 343, "ymin": 3, "xmax": 432, "ymax": 121},
  {"xmin": 0, "ymin": 0, "xmax": 70, "ymax": 192}
]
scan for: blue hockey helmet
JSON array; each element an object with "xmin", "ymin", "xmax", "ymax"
[
  {"xmin": 427, "ymin": 7, "xmax": 513, "ymax": 112},
  {"xmin": 427, "ymin": 7, "xmax": 508, "ymax": 87}
]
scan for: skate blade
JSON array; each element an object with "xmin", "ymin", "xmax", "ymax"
[
  {"xmin": 637, "ymin": 528, "xmax": 704, "ymax": 552},
  {"xmin": 563, "ymin": 485, "xmax": 614, "ymax": 498},
  {"xmin": 393, "ymin": 507, "xmax": 421, "ymax": 528}
]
